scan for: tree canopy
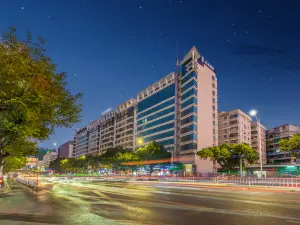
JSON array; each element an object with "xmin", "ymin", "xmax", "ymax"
[
  {"xmin": 135, "ymin": 141, "xmax": 171, "ymax": 161},
  {"xmin": 279, "ymin": 133, "xmax": 300, "ymax": 157},
  {"xmin": 197, "ymin": 143, "xmax": 259, "ymax": 171},
  {"xmin": 0, "ymin": 27, "xmax": 82, "ymax": 174}
]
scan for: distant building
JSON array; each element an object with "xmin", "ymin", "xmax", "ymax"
[
  {"xmin": 43, "ymin": 151, "xmax": 58, "ymax": 168},
  {"xmin": 251, "ymin": 122, "xmax": 267, "ymax": 164},
  {"xmin": 73, "ymin": 99, "xmax": 137, "ymax": 158},
  {"xmin": 266, "ymin": 124, "xmax": 300, "ymax": 165},
  {"xmin": 218, "ymin": 109, "xmax": 267, "ymax": 165},
  {"xmin": 115, "ymin": 99, "xmax": 136, "ymax": 150},
  {"xmin": 36, "ymin": 148, "xmax": 55, "ymax": 161},
  {"xmin": 58, "ymin": 141, "xmax": 73, "ymax": 158},
  {"xmin": 218, "ymin": 109, "xmax": 252, "ymax": 145}
]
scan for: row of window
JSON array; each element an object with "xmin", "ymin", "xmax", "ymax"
[
  {"xmin": 181, "ymin": 106, "xmax": 197, "ymax": 117},
  {"xmin": 138, "ymin": 122, "xmax": 175, "ymax": 138},
  {"xmin": 181, "ymin": 88, "xmax": 197, "ymax": 101},
  {"xmin": 137, "ymin": 106, "xmax": 175, "ymax": 125},
  {"xmin": 181, "ymin": 115, "xmax": 197, "ymax": 125},
  {"xmin": 181, "ymin": 143, "xmax": 197, "ymax": 151},
  {"xmin": 137, "ymin": 98, "xmax": 175, "ymax": 119},
  {"xmin": 181, "ymin": 97, "xmax": 197, "ymax": 109},
  {"xmin": 137, "ymin": 114, "xmax": 175, "ymax": 132},
  {"xmin": 181, "ymin": 124, "xmax": 197, "ymax": 134},
  {"xmin": 181, "ymin": 72, "xmax": 197, "ymax": 85},
  {"xmin": 181, "ymin": 79, "xmax": 197, "ymax": 93},
  {"xmin": 137, "ymin": 84, "xmax": 175, "ymax": 112},
  {"xmin": 143, "ymin": 130, "xmax": 175, "ymax": 143},
  {"xmin": 157, "ymin": 138, "xmax": 175, "ymax": 146},
  {"xmin": 181, "ymin": 133, "xmax": 197, "ymax": 142}
]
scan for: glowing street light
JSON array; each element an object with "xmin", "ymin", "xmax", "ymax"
[
  {"xmin": 249, "ymin": 109, "xmax": 257, "ymax": 117},
  {"xmin": 137, "ymin": 138, "xmax": 144, "ymax": 145}
]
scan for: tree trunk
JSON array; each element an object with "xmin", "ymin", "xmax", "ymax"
[{"xmin": 213, "ymin": 160, "xmax": 217, "ymax": 174}]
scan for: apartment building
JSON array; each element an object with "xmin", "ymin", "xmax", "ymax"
[
  {"xmin": 87, "ymin": 119, "xmax": 101, "ymax": 155},
  {"xmin": 115, "ymin": 99, "xmax": 136, "ymax": 149},
  {"xmin": 251, "ymin": 122, "xmax": 267, "ymax": 164},
  {"xmin": 218, "ymin": 109, "xmax": 267, "ymax": 165},
  {"xmin": 43, "ymin": 151, "xmax": 58, "ymax": 168},
  {"xmin": 99, "ymin": 110, "xmax": 115, "ymax": 151},
  {"xmin": 58, "ymin": 141, "xmax": 73, "ymax": 158},
  {"xmin": 267, "ymin": 124, "xmax": 300, "ymax": 164},
  {"xmin": 73, "ymin": 99, "xmax": 137, "ymax": 157},
  {"xmin": 218, "ymin": 109, "xmax": 252, "ymax": 145},
  {"xmin": 74, "ymin": 126, "xmax": 89, "ymax": 157}
]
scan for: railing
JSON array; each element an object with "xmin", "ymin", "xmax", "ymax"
[
  {"xmin": 215, "ymin": 177, "xmax": 300, "ymax": 187},
  {"xmin": 16, "ymin": 177, "xmax": 38, "ymax": 188},
  {"xmin": 39, "ymin": 175, "xmax": 300, "ymax": 188}
]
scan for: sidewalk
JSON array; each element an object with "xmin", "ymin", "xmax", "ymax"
[{"xmin": 0, "ymin": 181, "xmax": 59, "ymax": 225}]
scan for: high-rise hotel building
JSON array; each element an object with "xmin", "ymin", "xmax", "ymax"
[
  {"xmin": 73, "ymin": 46, "xmax": 217, "ymax": 172},
  {"xmin": 136, "ymin": 46, "xmax": 217, "ymax": 172}
]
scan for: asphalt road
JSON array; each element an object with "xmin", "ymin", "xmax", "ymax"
[{"xmin": 2, "ymin": 179, "xmax": 300, "ymax": 225}]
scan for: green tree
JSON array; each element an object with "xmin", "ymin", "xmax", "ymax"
[
  {"xmin": 279, "ymin": 133, "xmax": 300, "ymax": 157},
  {"xmin": 0, "ymin": 138, "xmax": 37, "ymax": 174},
  {"xmin": 136, "ymin": 142, "xmax": 171, "ymax": 174},
  {"xmin": 0, "ymin": 27, "xmax": 82, "ymax": 175},
  {"xmin": 3, "ymin": 156, "xmax": 27, "ymax": 173},
  {"xmin": 197, "ymin": 144, "xmax": 231, "ymax": 173},
  {"xmin": 114, "ymin": 151, "xmax": 139, "ymax": 174},
  {"xmin": 197, "ymin": 143, "xmax": 259, "ymax": 172},
  {"xmin": 60, "ymin": 158, "xmax": 73, "ymax": 172},
  {"xmin": 228, "ymin": 143, "xmax": 259, "ymax": 171},
  {"xmin": 136, "ymin": 142, "xmax": 171, "ymax": 160}
]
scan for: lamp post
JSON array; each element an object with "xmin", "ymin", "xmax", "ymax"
[{"xmin": 249, "ymin": 109, "xmax": 263, "ymax": 177}]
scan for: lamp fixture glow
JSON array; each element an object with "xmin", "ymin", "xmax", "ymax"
[{"xmin": 249, "ymin": 109, "xmax": 257, "ymax": 117}]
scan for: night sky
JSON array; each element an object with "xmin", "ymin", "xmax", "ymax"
[{"xmin": 1, "ymin": 0, "xmax": 299, "ymax": 149}]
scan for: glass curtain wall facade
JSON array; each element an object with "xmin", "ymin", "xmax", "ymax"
[{"xmin": 136, "ymin": 73, "xmax": 176, "ymax": 152}]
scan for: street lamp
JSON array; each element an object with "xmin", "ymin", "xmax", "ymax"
[
  {"xmin": 137, "ymin": 138, "xmax": 144, "ymax": 145},
  {"xmin": 249, "ymin": 109, "xmax": 263, "ymax": 177}
]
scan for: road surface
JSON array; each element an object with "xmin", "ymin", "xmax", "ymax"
[{"xmin": 2, "ymin": 179, "xmax": 300, "ymax": 225}]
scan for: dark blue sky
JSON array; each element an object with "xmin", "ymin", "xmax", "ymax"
[{"xmin": 1, "ymin": 0, "xmax": 299, "ymax": 148}]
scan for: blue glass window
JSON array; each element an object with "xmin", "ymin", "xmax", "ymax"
[
  {"xmin": 181, "ymin": 88, "xmax": 197, "ymax": 101},
  {"xmin": 181, "ymin": 134, "xmax": 197, "ymax": 142},
  {"xmin": 181, "ymin": 106, "xmax": 197, "ymax": 117},
  {"xmin": 181, "ymin": 115, "xmax": 197, "ymax": 125},
  {"xmin": 157, "ymin": 139, "xmax": 174, "ymax": 146},
  {"xmin": 138, "ymin": 84, "xmax": 175, "ymax": 112},
  {"xmin": 181, "ymin": 58, "xmax": 192, "ymax": 76},
  {"xmin": 137, "ymin": 107, "xmax": 175, "ymax": 125},
  {"xmin": 181, "ymin": 72, "xmax": 197, "ymax": 85},
  {"xmin": 181, "ymin": 143, "xmax": 197, "ymax": 151},
  {"xmin": 137, "ymin": 98, "xmax": 175, "ymax": 119},
  {"xmin": 138, "ymin": 123, "xmax": 175, "ymax": 137},
  {"xmin": 181, "ymin": 97, "xmax": 197, "ymax": 109},
  {"xmin": 181, "ymin": 124, "xmax": 197, "ymax": 134},
  {"xmin": 181, "ymin": 79, "xmax": 197, "ymax": 93},
  {"xmin": 144, "ymin": 131, "xmax": 175, "ymax": 143},
  {"xmin": 137, "ymin": 115, "xmax": 175, "ymax": 131}
]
